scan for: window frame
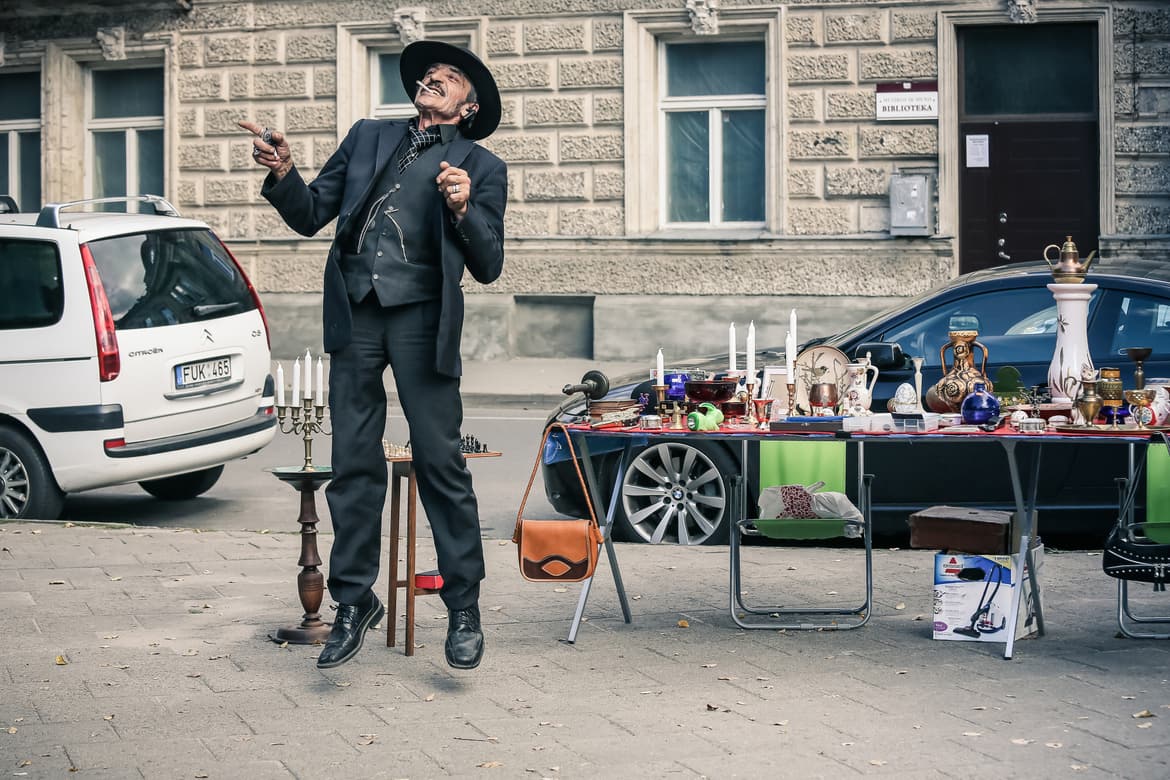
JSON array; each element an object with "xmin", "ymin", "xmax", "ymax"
[
  {"xmin": 0, "ymin": 70, "xmax": 43, "ymax": 212},
  {"xmin": 624, "ymin": 7, "xmax": 785, "ymax": 237},
  {"xmin": 657, "ymin": 39, "xmax": 768, "ymax": 229},
  {"xmin": 84, "ymin": 66, "xmax": 166, "ymax": 208},
  {"xmin": 337, "ymin": 19, "xmax": 485, "ymax": 146}
]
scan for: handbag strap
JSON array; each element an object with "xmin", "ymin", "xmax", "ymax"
[
  {"xmin": 1116, "ymin": 433, "xmax": 1168, "ymax": 531},
  {"xmin": 512, "ymin": 422, "xmax": 599, "ymax": 543}
]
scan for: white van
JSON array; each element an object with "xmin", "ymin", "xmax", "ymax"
[{"xmin": 0, "ymin": 195, "xmax": 276, "ymax": 518}]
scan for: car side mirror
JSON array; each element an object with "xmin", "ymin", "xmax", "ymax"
[{"xmin": 856, "ymin": 342, "xmax": 905, "ymax": 370}]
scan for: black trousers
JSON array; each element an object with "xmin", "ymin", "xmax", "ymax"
[{"xmin": 324, "ymin": 295, "xmax": 484, "ymax": 610}]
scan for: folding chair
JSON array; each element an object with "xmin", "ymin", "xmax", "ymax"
[
  {"xmin": 1110, "ymin": 435, "xmax": 1170, "ymax": 639},
  {"xmin": 729, "ymin": 439, "xmax": 873, "ymax": 630}
]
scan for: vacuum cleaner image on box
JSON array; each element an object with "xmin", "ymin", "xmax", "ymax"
[{"xmin": 932, "ymin": 548, "xmax": 1043, "ymax": 643}]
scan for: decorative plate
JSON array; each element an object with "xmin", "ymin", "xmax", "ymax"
[{"xmin": 785, "ymin": 345, "xmax": 851, "ymax": 416}]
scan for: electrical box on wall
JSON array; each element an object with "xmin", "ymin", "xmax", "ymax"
[{"xmin": 889, "ymin": 173, "xmax": 933, "ymax": 236}]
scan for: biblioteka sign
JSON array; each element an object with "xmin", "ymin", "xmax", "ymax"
[{"xmin": 875, "ymin": 81, "xmax": 938, "ymax": 121}]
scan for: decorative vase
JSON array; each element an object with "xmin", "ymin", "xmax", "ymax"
[
  {"xmin": 926, "ymin": 330, "xmax": 993, "ymax": 413},
  {"xmin": 961, "ymin": 382, "xmax": 1000, "ymax": 425},
  {"xmin": 1047, "ymin": 283, "xmax": 1098, "ymax": 402},
  {"xmin": 1074, "ymin": 378, "xmax": 1102, "ymax": 427}
]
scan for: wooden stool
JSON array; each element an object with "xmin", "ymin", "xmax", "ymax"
[{"xmin": 385, "ymin": 451, "xmax": 501, "ymax": 655}]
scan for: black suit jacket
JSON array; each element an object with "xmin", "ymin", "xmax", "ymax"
[{"xmin": 262, "ymin": 118, "xmax": 507, "ymax": 377}]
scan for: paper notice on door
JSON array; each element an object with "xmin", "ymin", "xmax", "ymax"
[{"xmin": 966, "ymin": 135, "xmax": 990, "ymax": 168}]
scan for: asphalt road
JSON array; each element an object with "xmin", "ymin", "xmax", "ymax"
[{"xmin": 59, "ymin": 405, "xmax": 556, "ymax": 539}]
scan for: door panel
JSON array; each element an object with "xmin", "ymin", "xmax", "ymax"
[{"xmin": 960, "ymin": 121, "xmax": 1098, "ymax": 274}]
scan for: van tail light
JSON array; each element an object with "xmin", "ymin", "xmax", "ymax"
[
  {"xmin": 215, "ymin": 237, "xmax": 270, "ymax": 349},
  {"xmin": 80, "ymin": 244, "xmax": 121, "ymax": 382}
]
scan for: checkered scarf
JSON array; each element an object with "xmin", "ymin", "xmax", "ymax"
[{"xmin": 398, "ymin": 124, "xmax": 443, "ymax": 173}]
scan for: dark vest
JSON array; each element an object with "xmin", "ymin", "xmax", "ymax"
[{"xmin": 340, "ymin": 137, "xmax": 445, "ymax": 307}]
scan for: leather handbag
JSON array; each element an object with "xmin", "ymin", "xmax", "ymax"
[
  {"xmin": 1102, "ymin": 526, "xmax": 1170, "ymax": 588},
  {"xmin": 512, "ymin": 423, "xmax": 604, "ymax": 583}
]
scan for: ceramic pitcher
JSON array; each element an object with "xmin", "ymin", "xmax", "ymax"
[{"xmin": 840, "ymin": 359, "xmax": 879, "ymax": 416}]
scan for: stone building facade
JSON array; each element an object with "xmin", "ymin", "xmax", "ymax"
[{"xmin": 2, "ymin": 0, "xmax": 1168, "ymax": 362}]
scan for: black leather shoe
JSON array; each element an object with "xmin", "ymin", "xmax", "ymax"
[
  {"xmin": 316, "ymin": 593, "xmax": 384, "ymax": 669},
  {"xmin": 444, "ymin": 604, "xmax": 484, "ymax": 670}
]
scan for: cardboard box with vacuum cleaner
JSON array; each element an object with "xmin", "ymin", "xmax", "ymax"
[{"xmin": 932, "ymin": 546, "xmax": 1044, "ymax": 643}]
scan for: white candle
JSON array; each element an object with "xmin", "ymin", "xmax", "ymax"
[
  {"xmin": 291, "ymin": 358, "xmax": 301, "ymax": 405},
  {"xmin": 275, "ymin": 363, "xmax": 285, "ymax": 406},
  {"xmin": 656, "ymin": 348, "xmax": 665, "ymax": 385},
  {"xmin": 785, "ymin": 331, "xmax": 795, "ymax": 377},
  {"xmin": 728, "ymin": 322, "xmax": 736, "ymax": 373},
  {"xmin": 303, "ymin": 349, "xmax": 312, "ymax": 399},
  {"xmin": 316, "ymin": 357, "xmax": 324, "ymax": 404},
  {"xmin": 746, "ymin": 321, "xmax": 756, "ymax": 380}
]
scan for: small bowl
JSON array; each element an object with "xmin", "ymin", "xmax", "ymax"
[
  {"xmin": 684, "ymin": 379, "xmax": 738, "ymax": 404},
  {"xmin": 721, "ymin": 400, "xmax": 748, "ymax": 417}
]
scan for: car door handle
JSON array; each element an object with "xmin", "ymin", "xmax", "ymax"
[{"xmin": 998, "ymin": 250, "xmax": 1011, "ymax": 260}]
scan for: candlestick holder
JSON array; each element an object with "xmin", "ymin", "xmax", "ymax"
[
  {"xmin": 652, "ymin": 384, "xmax": 668, "ymax": 418},
  {"xmin": 276, "ymin": 396, "xmax": 333, "ymax": 471},
  {"xmin": 786, "ymin": 382, "xmax": 797, "ymax": 419},
  {"xmin": 744, "ymin": 382, "xmax": 757, "ymax": 426}
]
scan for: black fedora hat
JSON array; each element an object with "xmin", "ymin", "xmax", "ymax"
[{"xmin": 399, "ymin": 40, "xmax": 501, "ymax": 141}]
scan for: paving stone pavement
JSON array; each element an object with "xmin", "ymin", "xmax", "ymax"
[{"xmin": 2, "ymin": 521, "xmax": 1169, "ymax": 779}]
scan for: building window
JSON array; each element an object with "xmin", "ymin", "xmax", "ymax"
[
  {"xmin": 336, "ymin": 19, "xmax": 485, "ymax": 143},
  {"xmin": 88, "ymin": 67, "xmax": 164, "ymax": 210},
  {"xmin": 0, "ymin": 71, "xmax": 42, "ymax": 212},
  {"xmin": 625, "ymin": 8, "xmax": 784, "ymax": 235},
  {"xmin": 371, "ymin": 51, "xmax": 417, "ymax": 119},
  {"xmin": 661, "ymin": 41, "xmax": 766, "ymax": 226}
]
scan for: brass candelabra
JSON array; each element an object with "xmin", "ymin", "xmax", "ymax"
[{"xmin": 276, "ymin": 396, "xmax": 332, "ymax": 470}]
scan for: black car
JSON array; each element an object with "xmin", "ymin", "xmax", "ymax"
[{"xmin": 542, "ymin": 259, "xmax": 1170, "ymax": 544}]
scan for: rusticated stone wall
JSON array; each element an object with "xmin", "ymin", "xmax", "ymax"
[{"xmin": 3, "ymin": 0, "xmax": 1168, "ymax": 361}]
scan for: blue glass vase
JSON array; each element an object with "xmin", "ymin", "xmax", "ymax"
[{"xmin": 961, "ymin": 382, "xmax": 1000, "ymax": 425}]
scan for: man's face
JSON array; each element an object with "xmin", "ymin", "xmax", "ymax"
[{"xmin": 414, "ymin": 63, "xmax": 476, "ymax": 122}]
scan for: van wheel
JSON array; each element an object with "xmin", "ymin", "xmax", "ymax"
[
  {"xmin": 0, "ymin": 428, "xmax": 65, "ymax": 520},
  {"xmin": 139, "ymin": 466, "xmax": 224, "ymax": 500}
]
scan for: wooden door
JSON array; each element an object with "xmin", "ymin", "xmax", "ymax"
[{"xmin": 957, "ymin": 23, "xmax": 1099, "ymax": 275}]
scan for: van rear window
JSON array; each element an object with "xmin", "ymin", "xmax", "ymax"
[
  {"xmin": 85, "ymin": 228, "xmax": 255, "ymax": 330},
  {"xmin": 0, "ymin": 239, "xmax": 63, "ymax": 329}
]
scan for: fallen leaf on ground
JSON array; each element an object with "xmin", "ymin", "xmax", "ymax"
[
  {"xmin": 1010, "ymin": 738, "xmax": 1033, "ymax": 745},
  {"xmin": 869, "ymin": 760, "xmax": 887, "ymax": 766},
  {"xmin": 1046, "ymin": 742, "xmax": 1063, "ymax": 749},
  {"xmin": 54, "ymin": 655, "xmax": 68, "ymax": 666},
  {"xmin": 1137, "ymin": 722, "xmax": 1153, "ymax": 729},
  {"xmin": 424, "ymin": 693, "xmax": 435, "ymax": 702},
  {"xmin": 553, "ymin": 587, "xmax": 567, "ymax": 593},
  {"xmin": 701, "ymin": 663, "xmax": 717, "ymax": 668},
  {"xmin": 678, "ymin": 620, "xmax": 690, "ymax": 628},
  {"xmin": 1132, "ymin": 710, "xmax": 1156, "ymax": 718},
  {"xmin": 49, "ymin": 580, "xmax": 65, "ymax": 585},
  {"xmin": 894, "ymin": 602, "xmax": 906, "ymax": 610},
  {"xmin": 478, "ymin": 761, "xmax": 503, "ymax": 768},
  {"xmin": 962, "ymin": 732, "xmax": 982, "ymax": 737}
]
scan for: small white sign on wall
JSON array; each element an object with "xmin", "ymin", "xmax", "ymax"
[
  {"xmin": 875, "ymin": 81, "xmax": 938, "ymax": 121},
  {"xmin": 966, "ymin": 134, "xmax": 990, "ymax": 168}
]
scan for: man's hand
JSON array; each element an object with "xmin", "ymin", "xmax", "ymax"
[
  {"xmin": 436, "ymin": 161, "xmax": 470, "ymax": 221},
  {"xmin": 238, "ymin": 120, "xmax": 293, "ymax": 180}
]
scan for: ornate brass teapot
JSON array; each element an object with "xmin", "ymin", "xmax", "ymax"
[{"xmin": 1044, "ymin": 236, "xmax": 1097, "ymax": 283}]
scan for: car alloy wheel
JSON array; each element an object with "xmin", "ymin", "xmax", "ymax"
[
  {"xmin": 0, "ymin": 428, "xmax": 64, "ymax": 520},
  {"xmin": 618, "ymin": 441, "xmax": 732, "ymax": 545}
]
